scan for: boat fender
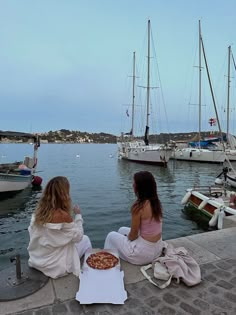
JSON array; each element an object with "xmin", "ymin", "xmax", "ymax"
[
  {"xmin": 198, "ymin": 198, "xmax": 209, "ymax": 210},
  {"xmin": 32, "ymin": 175, "xmax": 43, "ymax": 187},
  {"xmin": 181, "ymin": 190, "xmax": 192, "ymax": 205},
  {"xmin": 217, "ymin": 208, "xmax": 226, "ymax": 230},
  {"xmin": 209, "ymin": 207, "xmax": 221, "ymax": 227},
  {"xmin": 215, "ymin": 178, "xmax": 223, "ymax": 185}
]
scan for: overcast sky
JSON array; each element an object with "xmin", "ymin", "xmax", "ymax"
[{"xmin": 0, "ymin": 0, "xmax": 235, "ymax": 136}]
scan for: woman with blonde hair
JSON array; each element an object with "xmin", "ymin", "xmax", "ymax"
[
  {"xmin": 27, "ymin": 176, "xmax": 91, "ymax": 278},
  {"xmin": 104, "ymin": 171, "xmax": 163, "ymax": 265}
]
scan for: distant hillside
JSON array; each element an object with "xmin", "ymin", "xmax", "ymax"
[
  {"xmin": 38, "ymin": 129, "xmax": 227, "ymax": 144},
  {"xmin": 148, "ymin": 131, "xmax": 226, "ymax": 144},
  {"xmin": 39, "ymin": 129, "xmax": 117, "ymax": 143},
  {"xmin": 0, "ymin": 129, "xmax": 228, "ymax": 144}
]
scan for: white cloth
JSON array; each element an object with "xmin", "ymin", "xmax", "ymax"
[
  {"xmin": 104, "ymin": 227, "xmax": 164, "ymax": 265},
  {"xmin": 27, "ymin": 214, "xmax": 92, "ymax": 278}
]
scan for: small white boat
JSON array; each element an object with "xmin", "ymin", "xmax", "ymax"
[
  {"xmin": 220, "ymin": 167, "xmax": 236, "ymax": 189},
  {"xmin": 181, "ymin": 185, "xmax": 236, "ymax": 229},
  {"xmin": 0, "ymin": 131, "xmax": 41, "ymax": 194}
]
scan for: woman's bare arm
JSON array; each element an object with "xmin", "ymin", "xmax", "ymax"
[{"xmin": 128, "ymin": 211, "xmax": 141, "ymax": 241}]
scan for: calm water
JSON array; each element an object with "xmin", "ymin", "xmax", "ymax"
[{"xmin": 0, "ymin": 143, "xmax": 224, "ymax": 271}]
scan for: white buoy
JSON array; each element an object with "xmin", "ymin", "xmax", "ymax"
[
  {"xmin": 217, "ymin": 209, "xmax": 226, "ymax": 230},
  {"xmin": 198, "ymin": 198, "xmax": 209, "ymax": 210},
  {"xmin": 209, "ymin": 207, "xmax": 220, "ymax": 227},
  {"xmin": 215, "ymin": 178, "xmax": 223, "ymax": 185},
  {"xmin": 76, "ymin": 154, "xmax": 80, "ymax": 158},
  {"xmin": 181, "ymin": 190, "xmax": 192, "ymax": 205}
]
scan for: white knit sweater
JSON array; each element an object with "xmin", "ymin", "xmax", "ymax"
[{"xmin": 27, "ymin": 214, "xmax": 84, "ymax": 278}]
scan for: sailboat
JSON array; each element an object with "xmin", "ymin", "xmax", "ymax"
[
  {"xmin": 173, "ymin": 21, "xmax": 226, "ymax": 163},
  {"xmin": 217, "ymin": 45, "xmax": 236, "ymax": 161},
  {"xmin": 118, "ymin": 20, "xmax": 172, "ymax": 166},
  {"xmin": 212, "ymin": 46, "xmax": 236, "ymax": 187}
]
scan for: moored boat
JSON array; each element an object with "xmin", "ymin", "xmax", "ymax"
[
  {"xmin": 0, "ymin": 131, "xmax": 42, "ymax": 194},
  {"xmin": 172, "ymin": 20, "xmax": 226, "ymax": 164},
  {"xmin": 181, "ymin": 185, "xmax": 236, "ymax": 229},
  {"xmin": 118, "ymin": 20, "xmax": 173, "ymax": 167}
]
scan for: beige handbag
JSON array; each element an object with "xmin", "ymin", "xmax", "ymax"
[
  {"xmin": 141, "ymin": 262, "xmax": 172, "ymax": 289},
  {"xmin": 141, "ymin": 244, "xmax": 201, "ymax": 289}
]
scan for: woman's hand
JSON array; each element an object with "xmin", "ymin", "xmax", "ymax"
[{"xmin": 73, "ymin": 204, "xmax": 81, "ymax": 214}]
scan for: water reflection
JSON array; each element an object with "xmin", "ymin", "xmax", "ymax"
[{"xmin": 0, "ymin": 187, "xmax": 41, "ymax": 271}]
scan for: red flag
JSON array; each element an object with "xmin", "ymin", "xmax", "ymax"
[{"xmin": 208, "ymin": 118, "xmax": 217, "ymax": 126}]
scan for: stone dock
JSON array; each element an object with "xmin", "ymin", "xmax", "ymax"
[{"xmin": 1, "ymin": 226, "xmax": 236, "ymax": 315}]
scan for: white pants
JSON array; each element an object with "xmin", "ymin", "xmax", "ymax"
[
  {"xmin": 104, "ymin": 227, "xmax": 164, "ymax": 265},
  {"xmin": 75, "ymin": 235, "xmax": 92, "ymax": 258}
]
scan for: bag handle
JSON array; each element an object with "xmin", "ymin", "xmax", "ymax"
[{"xmin": 140, "ymin": 264, "xmax": 172, "ymax": 289}]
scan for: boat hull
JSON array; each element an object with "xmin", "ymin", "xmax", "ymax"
[
  {"xmin": 185, "ymin": 193, "xmax": 219, "ymax": 219},
  {"xmin": 172, "ymin": 148, "xmax": 225, "ymax": 163},
  {"xmin": 0, "ymin": 173, "xmax": 32, "ymax": 193},
  {"xmin": 118, "ymin": 142, "xmax": 172, "ymax": 166},
  {"xmin": 226, "ymin": 150, "xmax": 236, "ymax": 161},
  {"xmin": 182, "ymin": 188, "xmax": 236, "ymax": 229}
]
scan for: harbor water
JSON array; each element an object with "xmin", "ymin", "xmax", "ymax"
[{"xmin": 0, "ymin": 143, "xmax": 225, "ymax": 271}]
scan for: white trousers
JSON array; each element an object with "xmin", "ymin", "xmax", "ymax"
[
  {"xmin": 104, "ymin": 227, "xmax": 164, "ymax": 265},
  {"xmin": 75, "ymin": 235, "xmax": 92, "ymax": 258}
]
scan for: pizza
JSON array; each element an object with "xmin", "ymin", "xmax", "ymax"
[{"xmin": 86, "ymin": 251, "xmax": 119, "ymax": 270}]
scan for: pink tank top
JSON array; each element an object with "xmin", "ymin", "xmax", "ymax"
[{"xmin": 140, "ymin": 217, "xmax": 162, "ymax": 238}]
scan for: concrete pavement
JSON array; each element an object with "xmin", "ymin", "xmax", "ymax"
[{"xmin": 1, "ymin": 227, "xmax": 236, "ymax": 314}]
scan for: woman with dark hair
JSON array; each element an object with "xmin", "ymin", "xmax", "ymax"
[
  {"xmin": 27, "ymin": 176, "xmax": 92, "ymax": 278},
  {"xmin": 104, "ymin": 171, "xmax": 163, "ymax": 265}
]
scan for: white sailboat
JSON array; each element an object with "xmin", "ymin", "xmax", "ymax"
[
  {"xmin": 214, "ymin": 46, "xmax": 236, "ymax": 187},
  {"xmin": 173, "ymin": 21, "xmax": 226, "ymax": 164},
  {"xmin": 118, "ymin": 20, "xmax": 172, "ymax": 166},
  {"xmin": 216, "ymin": 45, "xmax": 236, "ymax": 161}
]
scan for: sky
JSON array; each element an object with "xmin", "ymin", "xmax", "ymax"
[{"xmin": 0, "ymin": 0, "xmax": 236, "ymax": 136}]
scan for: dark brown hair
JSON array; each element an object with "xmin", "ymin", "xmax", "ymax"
[{"xmin": 132, "ymin": 171, "xmax": 162, "ymax": 221}]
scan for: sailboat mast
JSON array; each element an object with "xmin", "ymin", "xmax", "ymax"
[
  {"xmin": 144, "ymin": 19, "xmax": 151, "ymax": 145},
  {"xmin": 198, "ymin": 20, "xmax": 202, "ymax": 147},
  {"xmin": 200, "ymin": 27, "xmax": 224, "ymax": 147},
  {"xmin": 226, "ymin": 45, "xmax": 231, "ymax": 143},
  {"xmin": 131, "ymin": 51, "xmax": 136, "ymax": 136},
  {"xmin": 146, "ymin": 20, "xmax": 151, "ymax": 128}
]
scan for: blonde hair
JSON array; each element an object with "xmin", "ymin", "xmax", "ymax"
[{"xmin": 34, "ymin": 176, "xmax": 72, "ymax": 225}]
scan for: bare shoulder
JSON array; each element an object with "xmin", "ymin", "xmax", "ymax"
[
  {"xmin": 141, "ymin": 200, "xmax": 152, "ymax": 219},
  {"xmin": 51, "ymin": 209, "xmax": 73, "ymax": 223}
]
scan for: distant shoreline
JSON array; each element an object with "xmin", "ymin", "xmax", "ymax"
[{"xmin": 0, "ymin": 130, "xmax": 228, "ymax": 145}]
